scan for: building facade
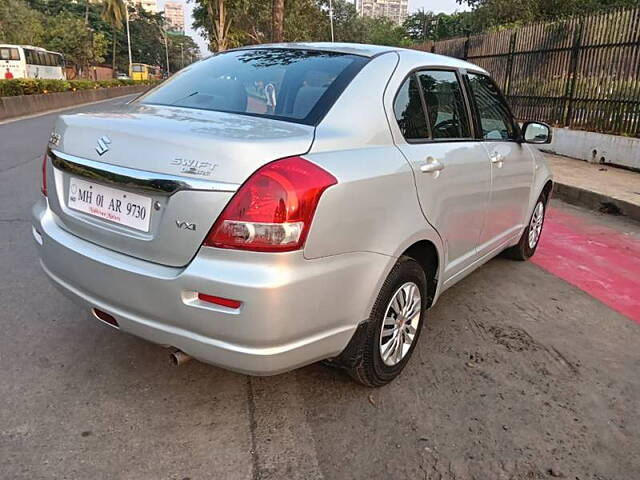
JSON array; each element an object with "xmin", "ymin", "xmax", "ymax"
[
  {"xmin": 164, "ymin": 2, "xmax": 185, "ymax": 33},
  {"xmin": 356, "ymin": 0, "xmax": 409, "ymax": 25}
]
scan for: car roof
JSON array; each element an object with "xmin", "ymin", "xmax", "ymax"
[{"xmin": 230, "ymin": 42, "xmax": 486, "ymax": 73}]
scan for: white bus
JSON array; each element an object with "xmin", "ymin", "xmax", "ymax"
[{"xmin": 1, "ymin": 44, "xmax": 66, "ymax": 80}]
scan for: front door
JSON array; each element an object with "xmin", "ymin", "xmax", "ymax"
[
  {"xmin": 392, "ymin": 69, "xmax": 491, "ymax": 283},
  {"xmin": 466, "ymin": 72, "xmax": 534, "ymax": 254}
]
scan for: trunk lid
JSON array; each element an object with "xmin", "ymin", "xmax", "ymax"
[{"xmin": 47, "ymin": 103, "xmax": 315, "ymax": 267}]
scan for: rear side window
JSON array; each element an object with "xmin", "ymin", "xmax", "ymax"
[
  {"xmin": 417, "ymin": 70, "xmax": 471, "ymax": 140},
  {"xmin": 140, "ymin": 49, "xmax": 369, "ymax": 125},
  {"xmin": 467, "ymin": 73, "xmax": 518, "ymax": 140},
  {"xmin": 394, "ymin": 75, "xmax": 428, "ymax": 140}
]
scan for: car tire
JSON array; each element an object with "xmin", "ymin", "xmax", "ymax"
[
  {"xmin": 504, "ymin": 192, "xmax": 547, "ymax": 261},
  {"xmin": 338, "ymin": 256, "xmax": 428, "ymax": 387}
]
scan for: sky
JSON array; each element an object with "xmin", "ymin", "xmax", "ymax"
[
  {"xmin": 409, "ymin": 0, "xmax": 468, "ymax": 13},
  {"xmin": 157, "ymin": 0, "xmax": 468, "ymax": 56}
]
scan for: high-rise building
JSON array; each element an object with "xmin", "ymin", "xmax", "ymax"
[
  {"xmin": 164, "ymin": 2, "xmax": 185, "ymax": 33},
  {"xmin": 127, "ymin": 0, "xmax": 158, "ymax": 14},
  {"xmin": 356, "ymin": 0, "xmax": 409, "ymax": 25}
]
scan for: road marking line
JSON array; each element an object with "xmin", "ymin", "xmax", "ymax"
[{"xmin": 248, "ymin": 373, "xmax": 323, "ymax": 480}]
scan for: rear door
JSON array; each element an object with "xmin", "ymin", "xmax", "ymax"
[
  {"xmin": 392, "ymin": 69, "xmax": 491, "ymax": 282},
  {"xmin": 465, "ymin": 72, "xmax": 534, "ymax": 253}
]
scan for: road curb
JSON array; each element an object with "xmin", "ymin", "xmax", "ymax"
[
  {"xmin": 0, "ymin": 85, "xmax": 150, "ymax": 122},
  {"xmin": 553, "ymin": 182, "xmax": 640, "ymax": 222}
]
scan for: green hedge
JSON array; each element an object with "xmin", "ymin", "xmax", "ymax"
[{"xmin": 0, "ymin": 78, "xmax": 160, "ymax": 97}]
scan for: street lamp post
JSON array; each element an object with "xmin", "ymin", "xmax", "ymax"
[
  {"xmin": 154, "ymin": 19, "xmax": 170, "ymax": 77},
  {"xmin": 126, "ymin": 6, "xmax": 132, "ymax": 75},
  {"xmin": 163, "ymin": 25, "xmax": 170, "ymax": 76}
]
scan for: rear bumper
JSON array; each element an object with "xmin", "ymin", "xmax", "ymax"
[{"xmin": 32, "ymin": 198, "xmax": 391, "ymax": 375}]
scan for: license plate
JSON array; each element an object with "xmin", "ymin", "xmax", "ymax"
[{"xmin": 68, "ymin": 177, "xmax": 152, "ymax": 232}]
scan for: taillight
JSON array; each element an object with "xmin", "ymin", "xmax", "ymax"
[
  {"xmin": 204, "ymin": 156, "xmax": 337, "ymax": 252},
  {"xmin": 41, "ymin": 154, "xmax": 47, "ymax": 196}
]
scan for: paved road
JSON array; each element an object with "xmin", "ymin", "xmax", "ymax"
[{"xmin": 1, "ymin": 97, "xmax": 639, "ymax": 480}]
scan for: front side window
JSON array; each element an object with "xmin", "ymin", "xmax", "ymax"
[
  {"xmin": 140, "ymin": 49, "xmax": 369, "ymax": 125},
  {"xmin": 393, "ymin": 75, "xmax": 428, "ymax": 140},
  {"xmin": 417, "ymin": 70, "xmax": 471, "ymax": 140},
  {"xmin": 468, "ymin": 73, "xmax": 518, "ymax": 141},
  {"xmin": 0, "ymin": 48, "xmax": 20, "ymax": 61}
]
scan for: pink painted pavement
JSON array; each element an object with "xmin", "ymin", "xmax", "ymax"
[{"xmin": 532, "ymin": 208, "xmax": 640, "ymax": 324}]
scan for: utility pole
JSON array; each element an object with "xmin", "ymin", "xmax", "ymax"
[{"xmin": 329, "ymin": 0, "xmax": 335, "ymax": 42}]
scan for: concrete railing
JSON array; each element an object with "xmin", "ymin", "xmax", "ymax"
[{"xmin": 0, "ymin": 85, "xmax": 151, "ymax": 122}]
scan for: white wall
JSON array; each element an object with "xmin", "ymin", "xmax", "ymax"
[{"xmin": 542, "ymin": 128, "xmax": 640, "ymax": 171}]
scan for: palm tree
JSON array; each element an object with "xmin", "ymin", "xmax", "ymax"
[{"xmin": 102, "ymin": 0, "xmax": 127, "ymax": 75}]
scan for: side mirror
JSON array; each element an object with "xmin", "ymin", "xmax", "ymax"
[{"xmin": 522, "ymin": 121, "xmax": 552, "ymax": 144}]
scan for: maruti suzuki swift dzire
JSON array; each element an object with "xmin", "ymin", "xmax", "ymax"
[{"xmin": 32, "ymin": 43, "xmax": 553, "ymax": 386}]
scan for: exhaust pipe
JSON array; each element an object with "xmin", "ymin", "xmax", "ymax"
[{"xmin": 169, "ymin": 349, "xmax": 192, "ymax": 366}]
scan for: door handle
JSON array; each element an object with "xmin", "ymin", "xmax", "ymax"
[
  {"xmin": 420, "ymin": 157, "xmax": 445, "ymax": 173},
  {"xmin": 491, "ymin": 153, "xmax": 505, "ymax": 164}
]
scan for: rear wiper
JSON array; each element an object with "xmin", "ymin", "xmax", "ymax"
[{"xmin": 169, "ymin": 91, "xmax": 199, "ymax": 104}]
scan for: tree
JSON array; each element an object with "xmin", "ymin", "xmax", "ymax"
[
  {"xmin": 272, "ymin": 0, "xmax": 284, "ymax": 42},
  {"xmin": 102, "ymin": 0, "xmax": 126, "ymax": 75},
  {"xmin": 192, "ymin": 0, "xmax": 272, "ymax": 51},
  {"xmin": 404, "ymin": 10, "xmax": 475, "ymax": 43},
  {"xmin": 199, "ymin": 0, "xmax": 231, "ymax": 52},
  {"xmin": 167, "ymin": 32, "xmax": 200, "ymax": 72},
  {"xmin": 456, "ymin": 0, "xmax": 638, "ymax": 31},
  {"xmin": 117, "ymin": 5, "xmax": 166, "ymax": 70},
  {"xmin": 315, "ymin": 0, "xmax": 365, "ymax": 43},
  {"xmin": 0, "ymin": 0, "xmax": 46, "ymax": 45},
  {"xmin": 363, "ymin": 17, "xmax": 409, "ymax": 46},
  {"xmin": 44, "ymin": 12, "xmax": 107, "ymax": 71}
]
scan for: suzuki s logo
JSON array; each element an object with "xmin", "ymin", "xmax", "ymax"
[
  {"xmin": 95, "ymin": 136, "xmax": 111, "ymax": 156},
  {"xmin": 176, "ymin": 220, "xmax": 196, "ymax": 231}
]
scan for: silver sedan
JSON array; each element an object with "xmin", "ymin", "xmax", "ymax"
[{"xmin": 32, "ymin": 43, "xmax": 553, "ymax": 386}]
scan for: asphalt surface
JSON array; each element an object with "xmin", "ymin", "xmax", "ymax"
[{"xmin": 1, "ymin": 97, "xmax": 639, "ymax": 480}]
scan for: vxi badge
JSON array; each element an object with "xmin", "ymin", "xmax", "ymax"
[{"xmin": 176, "ymin": 220, "xmax": 197, "ymax": 231}]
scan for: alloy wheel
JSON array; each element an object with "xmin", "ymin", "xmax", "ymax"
[
  {"xmin": 379, "ymin": 282, "xmax": 422, "ymax": 366},
  {"xmin": 528, "ymin": 201, "xmax": 545, "ymax": 249}
]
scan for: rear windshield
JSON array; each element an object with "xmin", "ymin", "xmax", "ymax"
[{"xmin": 140, "ymin": 49, "xmax": 369, "ymax": 125}]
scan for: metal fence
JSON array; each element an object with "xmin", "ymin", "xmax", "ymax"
[{"xmin": 414, "ymin": 7, "xmax": 640, "ymax": 137}]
